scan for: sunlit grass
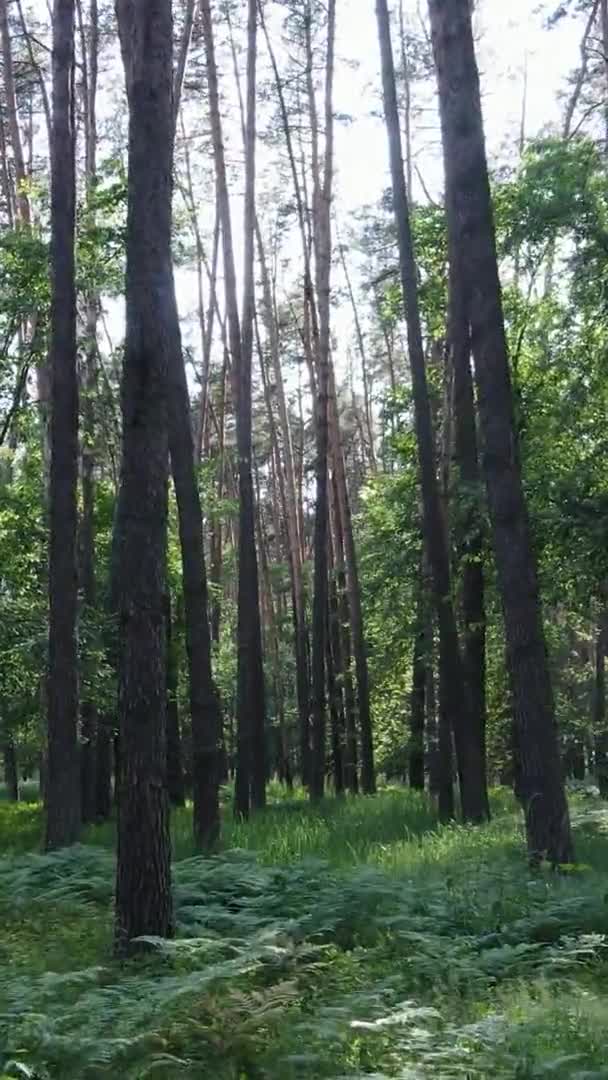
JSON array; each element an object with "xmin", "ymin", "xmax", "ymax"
[{"xmin": 2, "ymin": 783, "xmax": 608, "ymax": 1077}]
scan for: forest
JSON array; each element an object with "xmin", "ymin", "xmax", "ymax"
[{"xmin": 2, "ymin": 0, "xmax": 608, "ymax": 1076}]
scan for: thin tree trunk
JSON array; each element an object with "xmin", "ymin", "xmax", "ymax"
[
  {"xmin": 338, "ymin": 236, "xmax": 375, "ymax": 469},
  {"xmin": 46, "ymin": 0, "xmax": 81, "ymax": 850},
  {"xmin": 398, "ymin": 0, "xmax": 413, "ymax": 203},
  {"xmin": 544, "ymin": 1, "xmax": 599, "ymax": 294},
  {"xmin": 329, "ymin": 364, "xmax": 375, "ymax": 794},
  {"xmin": 595, "ymin": 613, "xmax": 608, "ymax": 797},
  {"xmin": 239, "ymin": 0, "xmax": 266, "ymax": 813},
  {"xmin": 168, "ymin": 290, "xmax": 221, "ymax": 847},
  {"xmin": 330, "ymin": 465, "xmax": 358, "ymax": 794},
  {"xmin": 376, "ymin": 0, "xmax": 485, "ymax": 822},
  {"xmin": 0, "ymin": 100, "xmax": 14, "ymax": 228},
  {"xmin": 201, "ymin": 0, "xmax": 266, "ymax": 818},
  {"xmin": 15, "ymin": 0, "xmax": 52, "ymax": 142},
  {"xmin": 448, "ymin": 251, "xmax": 490, "ymax": 820},
  {"xmin": 0, "ymin": 0, "xmax": 30, "ymax": 226},
  {"xmin": 409, "ymin": 573, "xmax": 426, "ymax": 790},
  {"xmin": 210, "ymin": 352, "xmax": 227, "ymax": 645},
  {"xmin": 77, "ymin": 0, "xmax": 100, "ymax": 827},
  {"xmin": 178, "ymin": 116, "xmax": 219, "ymax": 464},
  {"xmin": 256, "ymin": 222, "xmax": 310, "ymax": 788},
  {"xmin": 326, "ymin": 598, "xmax": 344, "ymax": 796},
  {"xmin": 428, "ymin": 0, "xmax": 573, "ymax": 863},
  {"xmin": 425, "ymin": 610, "xmax": 440, "ymax": 797},
  {"xmin": 309, "ymin": 0, "xmax": 336, "ymax": 803},
  {"xmin": 165, "ymin": 593, "xmax": 185, "ymax": 808},
  {"xmin": 114, "ymin": 0, "xmax": 174, "ymax": 952},
  {"xmin": 601, "ymin": 0, "xmax": 608, "ymax": 154},
  {"xmin": 173, "ymin": 0, "xmax": 196, "ymax": 127}
]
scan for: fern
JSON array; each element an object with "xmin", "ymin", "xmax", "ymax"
[{"xmin": 3, "ymin": 795, "xmax": 608, "ymax": 1078}]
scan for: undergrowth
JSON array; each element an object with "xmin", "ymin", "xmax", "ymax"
[{"xmin": 1, "ymin": 786, "xmax": 608, "ymax": 1078}]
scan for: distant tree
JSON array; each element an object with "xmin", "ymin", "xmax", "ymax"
[{"xmin": 201, "ymin": 0, "xmax": 266, "ymax": 818}]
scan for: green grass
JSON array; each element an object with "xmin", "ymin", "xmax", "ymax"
[{"xmin": 2, "ymin": 785, "xmax": 608, "ymax": 1078}]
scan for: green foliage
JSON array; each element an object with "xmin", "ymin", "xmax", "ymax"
[
  {"xmin": 357, "ymin": 466, "xmax": 419, "ymax": 775},
  {"xmin": 2, "ymin": 791, "xmax": 608, "ymax": 1078}
]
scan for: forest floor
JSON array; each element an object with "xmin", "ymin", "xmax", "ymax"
[{"xmin": 1, "ymin": 784, "xmax": 608, "ymax": 1079}]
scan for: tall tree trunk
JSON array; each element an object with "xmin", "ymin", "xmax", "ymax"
[
  {"xmin": 309, "ymin": 0, "xmax": 336, "ymax": 803},
  {"xmin": 46, "ymin": 0, "xmax": 81, "ymax": 850},
  {"xmin": 168, "ymin": 288, "xmax": 221, "ymax": 847},
  {"xmin": 238, "ymin": 0, "xmax": 266, "ymax": 813},
  {"xmin": 601, "ymin": 0, "xmax": 608, "ymax": 154},
  {"xmin": 256, "ymin": 224, "xmax": 310, "ymax": 789},
  {"xmin": 326, "ymin": 602, "xmax": 344, "ymax": 796},
  {"xmin": 209, "ymin": 353, "xmax": 227, "ymax": 645},
  {"xmin": 338, "ymin": 238, "xmax": 375, "ymax": 470},
  {"xmin": 376, "ymin": 0, "xmax": 483, "ymax": 818},
  {"xmin": 171, "ymin": 14, "xmax": 223, "ymax": 848},
  {"xmin": 77, "ymin": 0, "xmax": 100, "ymax": 827},
  {"xmin": 428, "ymin": 0, "xmax": 573, "ymax": 864},
  {"xmin": 114, "ymin": 0, "xmax": 174, "ymax": 952},
  {"xmin": 0, "ymin": 0, "xmax": 30, "ymax": 226},
  {"xmin": 201, "ymin": 0, "xmax": 266, "ymax": 817},
  {"xmin": 327, "ymin": 519, "xmax": 346, "ymax": 795},
  {"xmin": 331, "ymin": 467, "xmax": 359, "ymax": 794},
  {"xmin": 448, "ymin": 258, "xmax": 490, "ymax": 820},
  {"xmin": 595, "ymin": 613, "xmax": 608, "ymax": 797},
  {"xmin": 173, "ymin": 0, "xmax": 195, "ymax": 127},
  {"xmin": 425, "ymin": 610, "xmax": 440, "ymax": 797},
  {"xmin": 398, "ymin": 0, "xmax": 413, "ymax": 202},
  {"xmin": 165, "ymin": 593, "xmax": 185, "ymax": 808},
  {"xmin": 409, "ymin": 573, "xmax": 426, "ymax": 790},
  {"xmin": 0, "ymin": 0, "xmax": 51, "ymax": 462},
  {"xmin": 329, "ymin": 364, "xmax": 375, "ymax": 794}
]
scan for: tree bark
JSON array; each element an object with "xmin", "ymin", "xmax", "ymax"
[
  {"xmin": 173, "ymin": 0, "xmax": 195, "ymax": 127},
  {"xmin": 256, "ymin": 223, "xmax": 310, "ymax": 789},
  {"xmin": 168, "ymin": 292, "xmax": 221, "ymax": 847},
  {"xmin": 601, "ymin": 0, "xmax": 608, "ymax": 154},
  {"xmin": 201, "ymin": 0, "xmax": 266, "ymax": 818},
  {"xmin": 238, "ymin": 0, "xmax": 266, "ymax": 813},
  {"xmin": 326, "ymin": 604, "xmax": 344, "ymax": 796},
  {"xmin": 329, "ymin": 364, "xmax": 375, "ymax": 794},
  {"xmin": 338, "ymin": 237, "xmax": 375, "ymax": 470},
  {"xmin": 425, "ymin": 610, "xmax": 440, "ymax": 797},
  {"xmin": 398, "ymin": 0, "xmax": 413, "ymax": 202},
  {"xmin": 409, "ymin": 573, "xmax": 426, "ymax": 790},
  {"xmin": 45, "ymin": 0, "xmax": 81, "ymax": 850},
  {"xmin": 309, "ymin": 0, "xmax": 336, "ymax": 803},
  {"xmin": 595, "ymin": 614, "xmax": 608, "ymax": 797},
  {"xmin": 165, "ymin": 594, "xmax": 185, "ymax": 808},
  {"xmin": 77, "ymin": 0, "xmax": 100, "ymax": 827},
  {"xmin": 0, "ymin": 0, "xmax": 30, "ymax": 226},
  {"xmin": 330, "ymin": 467, "xmax": 359, "ymax": 794},
  {"xmin": 114, "ymin": 0, "xmax": 174, "ymax": 951},
  {"xmin": 376, "ymin": 0, "xmax": 482, "ymax": 820},
  {"xmin": 428, "ymin": 0, "xmax": 573, "ymax": 863},
  {"xmin": 448, "ymin": 259, "xmax": 490, "ymax": 820}
]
